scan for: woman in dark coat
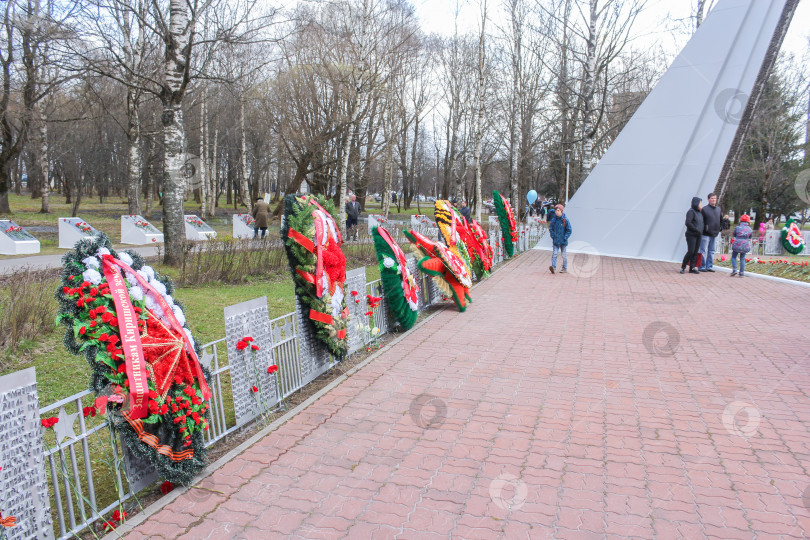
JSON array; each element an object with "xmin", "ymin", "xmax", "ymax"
[{"xmin": 681, "ymin": 197, "xmax": 703, "ymax": 274}]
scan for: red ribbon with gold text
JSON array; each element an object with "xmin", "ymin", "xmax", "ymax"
[
  {"xmin": 102, "ymin": 255, "xmax": 212, "ymax": 401},
  {"xmin": 101, "ymin": 259, "xmax": 150, "ymax": 419}
]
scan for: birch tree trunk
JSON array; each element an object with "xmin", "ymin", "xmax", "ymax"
[
  {"xmin": 474, "ymin": 0, "xmax": 487, "ymax": 222},
  {"xmin": 210, "ymin": 125, "xmax": 219, "ymax": 212},
  {"xmin": 381, "ymin": 115, "xmax": 394, "ymax": 218},
  {"xmin": 580, "ymin": 0, "xmax": 599, "ymax": 179},
  {"xmin": 35, "ymin": 102, "xmax": 50, "ymax": 213},
  {"xmin": 508, "ymin": 2, "xmax": 521, "ymax": 214},
  {"xmin": 199, "ymin": 95, "xmax": 208, "ymax": 217},
  {"xmin": 337, "ymin": 97, "xmax": 361, "ymax": 235},
  {"xmin": 126, "ymin": 87, "xmax": 142, "ymax": 214},
  {"xmin": 160, "ymin": 0, "xmax": 192, "ymax": 266},
  {"xmin": 239, "ymin": 100, "xmax": 252, "ymax": 211}
]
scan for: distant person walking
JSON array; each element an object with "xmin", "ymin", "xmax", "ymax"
[
  {"xmin": 699, "ymin": 193, "xmax": 722, "ymax": 272},
  {"xmin": 345, "ymin": 194, "xmax": 361, "ymax": 241},
  {"xmin": 548, "ymin": 204, "xmax": 572, "ymax": 274},
  {"xmin": 251, "ymin": 196, "xmax": 270, "ymax": 238},
  {"xmin": 681, "ymin": 197, "xmax": 703, "ymax": 274},
  {"xmin": 459, "ymin": 200, "xmax": 471, "ymax": 223},
  {"xmin": 730, "ymin": 214, "xmax": 753, "ymax": 277}
]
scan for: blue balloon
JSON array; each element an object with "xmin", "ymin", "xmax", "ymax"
[{"xmin": 526, "ymin": 190, "xmax": 538, "ymax": 204}]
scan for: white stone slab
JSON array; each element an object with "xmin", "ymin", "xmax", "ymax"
[
  {"xmin": 0, "ymin": 220, "xmax": 40, "ymax": 255},
  {"xmin": 120, "ymin": 215, "xmax": 163, "ymax": 245},
  {"xmin": 58, "ymin": 217, "xmax": 99, "ymax": 249},
  {"xmin": 233, "ymin": 214, "xmax": 255, "ymax": 239},
  {"xmin": 184, "ymin": 215, "xmax": 217, "ymax": 241}
]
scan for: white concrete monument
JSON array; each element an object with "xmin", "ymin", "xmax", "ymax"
[
  {"xmin": 233, "ymin": 213, "xmax": 255, "ymax": 239},
  {"xmin": 184, "ymin": 214, "xmax": 217, "ymax": 241},
  {"xmin": 0, "ymin": 220, "xmax": 40, "ymax": 255},
  {"xmin": 120, "ymin": 215, "xmax": 163, "ymax": 245},
  {"xmin": 58, "ymin": 217, "xmax": 99, "ymax": 248},
  {"xmin": 536, "ymin": 0, "xmax": 800, "ymax": 262}
]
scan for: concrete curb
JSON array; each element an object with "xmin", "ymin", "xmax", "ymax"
[{"xmin": 103, "ymin": 254, "xmax": 516, "ymax": 538}]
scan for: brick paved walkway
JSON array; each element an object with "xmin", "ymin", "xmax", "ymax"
[{"xmin": 125, "ymin": 250, "xmax": 810, "ymax": 539}]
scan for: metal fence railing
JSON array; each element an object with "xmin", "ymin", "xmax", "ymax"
[{"xmin": 34, "ymin": 226, "xmax": 542, "ymax": 540}]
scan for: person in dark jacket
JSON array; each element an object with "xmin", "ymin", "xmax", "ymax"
[
  {"xmin": 459, "ymin": 200, "xmax": 472, "ymax": 222},
  {"xmin": 548, "ymin": 204, "xmax": 572, "ymax": 274},
  {"xmin": 681, "ymin": 197, "xmax": 704, "ymax": 274},
  {"xmin": 251, "ymin": 196, "xmax": 270, "ymax": 238},
  {"xmin": 699, "ymin": 193, "xmax": 722, "ymax": 272},
  {"xmin": 345, "ymin": 194, "xmax": 361, "ymax": 241}
]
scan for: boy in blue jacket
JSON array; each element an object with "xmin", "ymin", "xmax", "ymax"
[{"xmin": 549, "ymin": 204, "xmax": 572, "ymax": 274}]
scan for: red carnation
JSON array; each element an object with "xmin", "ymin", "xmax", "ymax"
[
  {"xmin": 109, "ymin": 317, "xmax": 118, "ymax": 326},
  {"xmin": 243, "ymin": 336, "xmax": 254, "ymax": 342},
  {"xmin": 350, "ymin": 290, "xmax": 359, "ymax": 296},
  {"xmin": 82, "ymin": 406, "xmax": 96, "ymax": 418},
  {"xmin": 365, "ymin": 311, "xmax": 373, "ymax": 316},
  {"xmin": 79, "ymin": 326, "xmax": 87, "ymax": 335},
  {"xmin": 236, "ymin": 341, "xmax": 248, "ymax": 351},
  {"xmin": 76, "ymin": 299, "xmax": 85, "ymax": 308},
  {"xmin": 40, "ymin": 417, "xmax": 59, "ymax": 429},
  {"xmin": 98, "ymin": 333, "xmax": 108, "ymax": 342},
  {"xmin": 101, "ymin": 313, "xmax": 113, "ymax": 323},
  {"xmin": 250, "ymin": 385, "xmax": 258, "ymax": 393},
  {"xmin": 160, "ymin": 481, "xmax": 174, "ymax": 495},
  {"xmin": 251, "ymin": 344, "xmax": 259, "ymax": 351},
  {"xmin": 267, "ymin": 365, "xmax": 279, "ymax": 374}
]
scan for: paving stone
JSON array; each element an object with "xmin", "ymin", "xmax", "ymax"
[{"xmin": 124, "ymin": 251, "xmax": 810, "ymax": 539}]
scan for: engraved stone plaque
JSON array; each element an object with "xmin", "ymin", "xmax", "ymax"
[
  {"xmin": 120, "ymin": 437, "xmax": 158, "ymax": 494},
  {"xmin": 344, "ymin": 267, "xmax": 367, "ymax": 355},
  {"xmin": 0, "ymin": 368, "xmax": 54, "ymax": 540},
  {"xmin": 294, "ymin": 295, "xmax": 332, "ymax": 387},
  {"xmin": 224, "ymin": 297, "xmax": 279, "ymax": 426}
]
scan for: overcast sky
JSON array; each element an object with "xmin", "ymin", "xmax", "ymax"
[{"xmin": 412, "ymin": 0, "xmax": 810, "ymax": 61}]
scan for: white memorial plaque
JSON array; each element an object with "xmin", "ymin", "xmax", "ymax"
[
  {"xmin": 0, "ymin": 368, "xmax": 54, "ymax": 540},
  {"xmin": 58, "ymin": 217, "xmax": 99, "ymax": 249},
  {"xmin": 120, "ymin": 215, "xmax": 163, "ymax": 245},
  {"xmin": 184, "ymin": 215, "xmax": 217, "ymax": 241},
  {"xmin": 0, "ymin": 220, "xmax": 40, "ymax": 255},
  {"xmin": 233, "ymin": 214, "xmax": 255, "ymax": 239}
]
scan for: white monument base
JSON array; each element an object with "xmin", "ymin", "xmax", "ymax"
[
  {"xmin": 59, "ymin": 217, "xmax": 99, "ymax": 249},
  {"xmin": 185, "ymin": 215, "xmax": 217, "ymax": 241},
  {"xmin": 233, "ymin": 214, "xmax": 255, "ymax": 239},
  {"xmin": 0, "ymin": 220, "xmax": 40, "ymax": 255},
  {"xmin": 121, "ymin": 215, "xmax": 164, "ymax": 245}
]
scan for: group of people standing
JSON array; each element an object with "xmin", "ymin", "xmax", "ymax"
[{"xmin": 681, "ymin": 192, "xmax": 753, "ymax": 277}]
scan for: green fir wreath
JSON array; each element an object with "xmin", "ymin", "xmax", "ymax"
[
  {"xmin": 282, "ymin": 194, "xmax": 349, "ymax": 356},
  {"xmin": 55, "ymin": 234, "xmax": 210, "ymax": 486},
  {"xmin": 493, "ymin": 190, "xmax": 518, "ymax": 258},
  {"xmin": 780, "ymin": 218, "xmax": 806, "ymax": 255},
  {"xmin": 371, "ymin": 226, "xmax": 419, "ymax": 330}
]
